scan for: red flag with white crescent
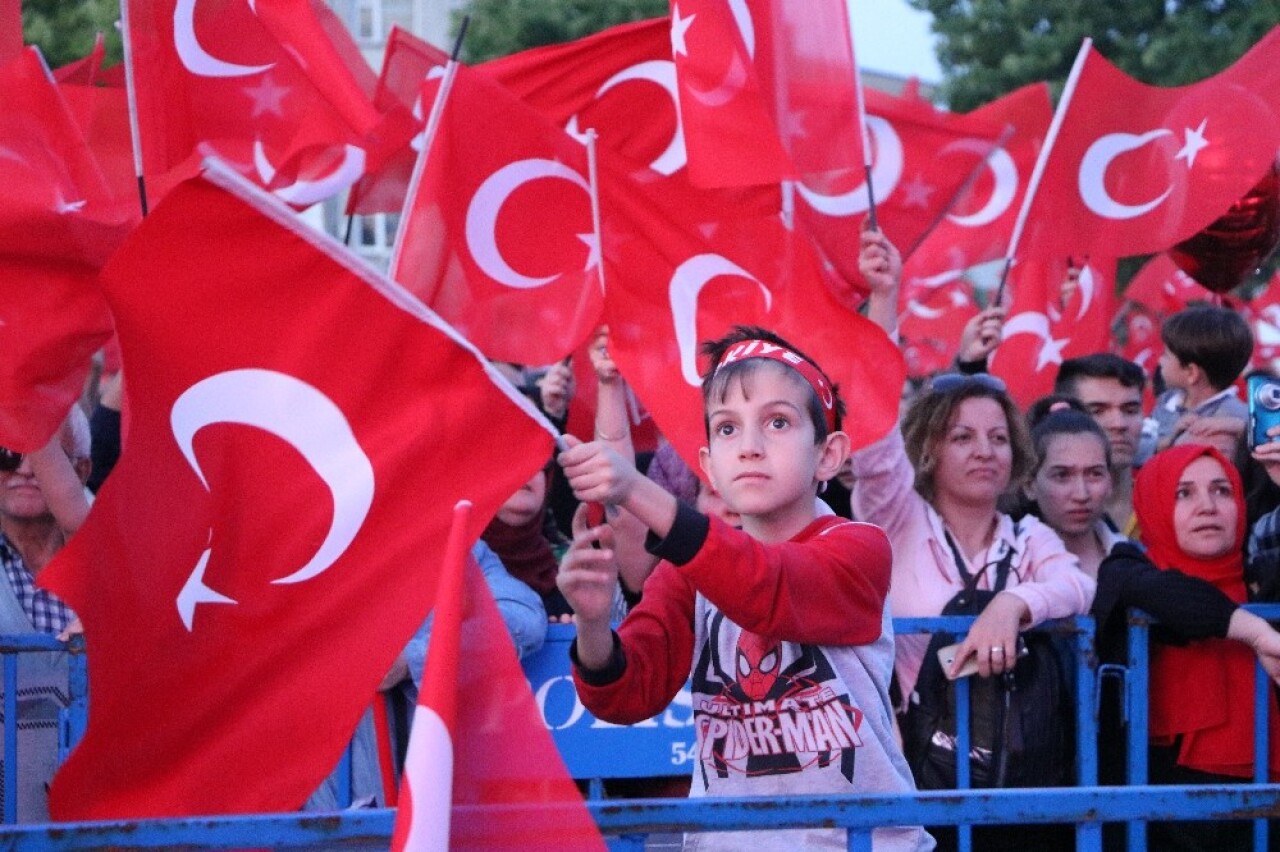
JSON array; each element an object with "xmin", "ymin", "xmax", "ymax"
[
  {"xmin": 345, "ymin": 26, "xmax": 449, "ymax": 215},
  {"xmin": 673, "ymin": 0, "xmax": 864, "ymax": 188},
  {"xmin": 391, "ymin": 64, "xmax": 603, "ymax": 366},
  {"xmin": 122, "ymin": 0, "xmax": 414, "ymax": 207},
  {"xmin": 1018, "ymin": 28, "xmax": 1280, "ymax": 258},
  {"xmin": 392, "ymin": 503, "xmax": 605, "ymax": 851},
  {"xmin": 990, "ymin": 255, "xmax": 1119, "ymax": 408},
  {"xmin": 0, "ymin": 47, "xmax": 133, "ymax": 451},
  {"xmin": 600, "ymin": 159, "xmax": 904, "ymax": 472},
  {"xmin": 41, "ymin": 162, "xmax": 556, "ymax": 819}
]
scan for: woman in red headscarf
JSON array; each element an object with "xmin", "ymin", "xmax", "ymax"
[{"xmin": 1128, "ymin": 444, "xmax": 1280, "ymax": 848}]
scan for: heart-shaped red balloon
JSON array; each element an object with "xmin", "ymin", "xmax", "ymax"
[{"xmin": 1170, "ymin": 159, "xmax": 1280, "ymax": 294}]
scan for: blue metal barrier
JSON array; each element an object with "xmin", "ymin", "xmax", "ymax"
[
  {"xmin": 8, "ymin": 612, "xmax": 1280, "ymax": 847},
  {"xmin": 0, "ymin": 633, "xmax": 87, "ymax": 825},
  {"xmin": 1126, "ymin": 604, "xmax": 1280, "ymax": 851}
]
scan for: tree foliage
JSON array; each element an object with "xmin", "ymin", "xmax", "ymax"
[
  {"xmin": 22, "ymin": 0, "xmax": 123, "ymax": 69},
  {"xmin": 908, "ymin": 0, "xmax": 1280, "ymax": 111},
  {"xmin": 456, "ymin": 0, "xmax": 667, "ymax": 63}
]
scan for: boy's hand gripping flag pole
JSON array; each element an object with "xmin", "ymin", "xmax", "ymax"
[{"xmin": 391, "ymin": 500, "xmax": 471, "ymax": 852}]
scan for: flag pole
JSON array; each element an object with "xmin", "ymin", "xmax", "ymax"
[
  {"xmin": 387, "ymin": 17, "xmax": 468, "ymax": 281},
  {"xmin": 902, "ymin": 124, "xmax": 1016, "ymax": 262},
  {"xmin": 780, "ymin": 181, "xmax": 795, "ymax": 231},
  {"xmin": 844, "ymin": 0, "xmax": 877, "ymax": 231},
  {"xmin": 994, "ymin": 37, "xmax": 1092, "ymax": 307},
  {"xmin": 584, "ymin": 129, "xmax": 606, "ymax": 294},
  {"xmin": 118, "ymin": 0, "xmax": 149, "ymax": 217}
]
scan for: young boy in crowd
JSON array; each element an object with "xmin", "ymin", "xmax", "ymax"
[
  {"xmin": 1152, "ymin": 304, "xmax": 1253, "ymax": 453},
  {"xmin": 556, "ymin": 326, "xmax": 932, "ymax": 851}
]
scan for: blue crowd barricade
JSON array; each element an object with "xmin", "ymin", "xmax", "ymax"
[
  {"xmin": 1125, "ymin": 603, "xmax": 1280, "ymax": 852},
  {"xmin": 520, "ymin": 623, "xmax": 694, "ymax": 797},
  {"xmin": 4, "ymin": 785, "xmax": 1280, "ymax": 850},
  {"xmin": 0, "ymin": 633, "xmax": 87, "ymax": 825},
  {"xmin": 892, "ymin": 614, "xmax": 1099, "ymax": 851}
]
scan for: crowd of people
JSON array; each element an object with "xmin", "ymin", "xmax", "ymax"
[{"xmin": 4, "ymin": 227, "xmax": 1280, "ymax": 849}]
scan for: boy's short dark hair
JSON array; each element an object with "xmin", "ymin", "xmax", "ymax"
[
  {"xmin": 1054, "ymin": 353, "xmax": 1145, "ymax": 397},
  {"xmin": 700, "ymin": 325, "xmax": 845, "ymax": 442},
  {"xmin": 1160, "ymin": 305, "xmax": 1254, "ymax": 390}
]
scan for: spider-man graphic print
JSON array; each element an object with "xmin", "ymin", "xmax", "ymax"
[{"xmin": 691, "ymin": 610, "xmax": 864, "ymax": 787}]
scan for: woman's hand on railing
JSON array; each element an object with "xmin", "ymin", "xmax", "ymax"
[{"xmin": 947, "ymin": 592, "xmax": 1029, "ymax": 679}]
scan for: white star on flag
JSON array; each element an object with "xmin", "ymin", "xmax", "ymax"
[
  {"xmin": 1037, "ymin": 335, "xmax": 1069, "ymax": 371},
  {"xmin": 242, "ymin": 75, "xmax": 290, "ymax": 119},
  {"xmin": 578, "ymin": 233, "xmax": 601, "ymax": 270},
  {"xmin": 1174, "ymin": 118, "xmax": 1209, "ymax": 168},
  {"xmin": 900, "ymin": 173, "xmax": 936, "ymax": 209},
  {"xmin": 671, "ymin": 6, "xmax": 696, "ymax": 57}
]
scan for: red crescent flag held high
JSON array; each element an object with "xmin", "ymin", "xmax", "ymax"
[
  {"xmin": 392, "ymin": 503, "xmax": 605, "ymax": 852},
  {"xmin": 796, "ymin": 83, "xmax": 1011, "ymax": 301},
  {"xmin": 0, "ymin": 47, "xmax": 133, "ymax": 451},
  {"xmin": 391, "ymin": 64, "xmax": 603, "ymax": 366},
  {"xmin": 990, "ymin": 255, "xmax": 1119, "ymax": 408},
  {"xmin": 600, "ymin": 163, "xmax": 904, "ymax": 472},
  {"xmin": 41, "ymin": 162, "xmax": 557, "ymax": 820},
  {"xmin": 479, "ymin": 18, "xmax": 682, "ymax": 177},
  {"xmin": 123, "ymin": 0, "xmax": 414, "ymax": 207},
  {"xmin": 901, "ymin": 83, "xmax": 1054, "ymax": 286},
  {"xmin": 345, "ymin": 26, "xmax": 449, "ymax": 215},
  {"xmin": 1017, "ymin": 28, "xmax": 1280, "ymax": 259},
  {"xmin": 673, "ymin": 0, "xmax": 863, "ymax": 188}
]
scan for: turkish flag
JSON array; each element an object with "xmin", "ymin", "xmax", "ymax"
[
  {"xmin": 53, "ymin": 38, "xmax": 138, "ymax": 207},
  {"xmin": 600, "ymin": 163, "xmax": 904, "ymax": 472},
  {"xmin": 1124, "ymin": 252, "xmax": 1207, "ymax": 318},
  {"xmin": 391, "ymin": 503, "xmax": 604, "ymax": 851},
  {"xmin": 123, "ymin": 0, "xmax": 414, "ymax": 207},
  {"xmin": 480, "ymin": 18, "xmax": 683, "ymax": 178},
  {"xmin": 345, "ymin": 26, "xmax": 449, "ymax": 215},
  {"xmin": 990, "ymin": 255, "xmax": 1119, "ymax": 407},
  {"xmin": 901, "ymin": 83, "xmax": 1053, "ymax": 285},
  {"xmin": 673, "ymin": 0, "xmax": 864, "ymax": 188},
  {"xmin": 391, "ymin": 65, "xmax": 603, "ymax": 366},
  {"xmin": 897, "ymin": 280, "xmax": 979, "ymax": 380},
  {"xmin": 0, "ymin": 48, "xmax": 132, "ymax": 451},
  {"xmin": 41, "ymin": 162, "xmax": 556, "ymax": 820},
  {"xmin": 1018, "ymin": 28, "xmax": 1280, "ymax": 258},
  {"xmin": 795, "ymin": 83, "xmax": 1012, "ymax": 301}
]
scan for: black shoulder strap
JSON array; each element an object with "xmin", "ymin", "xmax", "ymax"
[{"xmin": 943, "ymin": 521, "xmax": 1019, "ymax": 595}]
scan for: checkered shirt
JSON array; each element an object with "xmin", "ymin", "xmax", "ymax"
[{"xmin": 0, "ymin": 535, "xmax": 75, "ymax": 635}]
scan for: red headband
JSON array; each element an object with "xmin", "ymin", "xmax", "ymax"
[{"xmin": 715, "ymin": 339, "xmax": 837, "ymax": 433}]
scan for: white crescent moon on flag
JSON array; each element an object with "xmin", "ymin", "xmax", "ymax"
[
  {"xmin": 465, "ymin": 158, "xmax": 592, "ymax": 290},
  {"xmin": 1078, "ymin": 129, "xmax": 1173, "ymax": 219},
  {"xmin": 906, "ymin": 299, "xmax": 946, "ymax": 320},
  {"xmin": 940, "ymin": 139, "xmax": 1018, "ymax": 228},
  {"xmin": 796, "ymin": 116, "xmax": 903, "ymax": 217},
  {"xmin": 1002, "ymin": 311, "xmax": 1051, "ymax": 344},
  {"xmin": 174, "ymin": 0, "xmax": 274, "ymax": 78},
  {"xmin": 170, "ymin": 369, "xmax": 375, "ymax": 588},
  {"xmin": 684, "ymin": 0, "xmax": 754, "ymax": 107},
  {"xmin": 253, "ymin": 141, "xmax": 366, "ymax": 207},
  {"xmin": 593, "ymin": 60, "xmax": 686, "ymax": 176},
  {"xmin": 1074, "ymin": 263, "xmax": 1096, "ymax": 321},
  {"xmin": 669, "ymin": 254, "xmax": 773, "ymax": 385}
]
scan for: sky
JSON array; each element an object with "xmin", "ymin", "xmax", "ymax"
[{"xmin": 849, "ymin": 0, "xmax": 943, "ymax": 84}]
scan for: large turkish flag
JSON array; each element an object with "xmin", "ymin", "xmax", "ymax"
[{"xmin": 42, "ymin": 163, "xmax": 556, "ymax": 820}]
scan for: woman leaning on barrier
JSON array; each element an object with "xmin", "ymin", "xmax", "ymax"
[
  {"xmin": 854, "ymin": 228, "xmax": 1094, "ymax": 851},
  {"xmin": 1101, "ymin": 443, "xmax": 1280, "ymax": 850}
]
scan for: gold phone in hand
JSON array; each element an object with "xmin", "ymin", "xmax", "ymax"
[{"xmin": 936, "ymin": 643, "xmax": 979, "ymax": 680}]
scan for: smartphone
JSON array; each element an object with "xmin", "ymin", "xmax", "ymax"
[
  {"xmin": 1248, "ymin": 374, "xmax": 1280, "ymax": 450},
  {"xmin": 936, "ymin": 641, "xmax": 1030, "ymax": 680}
]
